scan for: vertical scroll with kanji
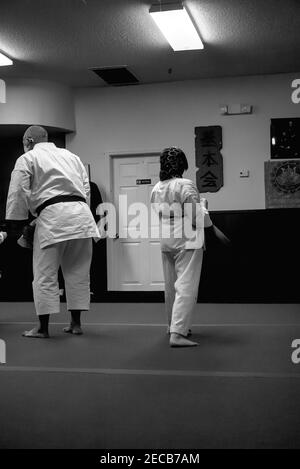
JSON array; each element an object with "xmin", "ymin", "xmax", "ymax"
[{"xmin": 195, "ymin": 126, "xmax": 223, "ymax": 193}]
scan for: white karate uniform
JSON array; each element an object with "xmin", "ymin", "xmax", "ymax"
[
  {"xmin": 6, "ymin": 142, "xmax": 100, "ymax": 315},
  {"xmin": 151, "ymin": 178, "xmax": 212, "ymax": 336}
]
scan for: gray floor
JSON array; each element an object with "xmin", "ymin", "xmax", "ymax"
[{"xmin": 0, "ymin": 303, "xmax": 300, "ymax": 448}]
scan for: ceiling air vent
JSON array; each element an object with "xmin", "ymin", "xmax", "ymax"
[{"xmin": 91, "ymin": 66, "xmax": 139, "ymax": 86}]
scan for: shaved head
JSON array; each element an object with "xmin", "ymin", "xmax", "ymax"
[
  {"xmin": 23, "ymin": 125, "xmax": 48, "ymax": 152},
  {"xmin": 23, "ymin": 125, "xmax": 48, "ymax": 142}
]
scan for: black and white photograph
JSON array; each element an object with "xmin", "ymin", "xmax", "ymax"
[{"xmin": 0, "ymin": 0, "xmax": 300, "ymax": 456}]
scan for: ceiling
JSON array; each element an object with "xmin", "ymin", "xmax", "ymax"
[{"xmin": 0, "ymin": 0, "xmax": 299, "ymax": 88}]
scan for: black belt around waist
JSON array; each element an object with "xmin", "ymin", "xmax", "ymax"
[{"xmin": 36, "ymin": 195, "xmax": 86, "ymax": 216}]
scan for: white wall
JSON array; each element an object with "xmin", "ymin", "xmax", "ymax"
[
  {"xmin": 0, "ymin": 79, "xmax": 75, "ymax": 131},
  {"xmin": 67, "ymin": 72, "xmax": 300, "ymax": 210}
]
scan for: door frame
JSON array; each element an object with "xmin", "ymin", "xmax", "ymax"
[{"xmin": 107, "ymin": 150, "xmax": 161, "ymax": 291}]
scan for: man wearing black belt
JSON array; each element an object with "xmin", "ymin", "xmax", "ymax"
[{"xmin": 5, "ymin": 125, "xmax": 100, "ymax": 338}]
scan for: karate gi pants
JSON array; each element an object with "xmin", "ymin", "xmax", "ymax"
[
  {"xmin": 32, "ymin": 238, "xmax": 93, "ymax": 316},
  {"xmin": 162, "ymin": 248, "xmax": 203, "ymax": 336}
]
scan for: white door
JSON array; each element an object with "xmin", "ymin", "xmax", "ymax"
[{"xmin": 108, "ymin": 154, "xmax": 164, "ymax": 291}]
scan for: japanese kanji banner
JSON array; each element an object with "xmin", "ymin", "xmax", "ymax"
[{"xmin": 195, "ymin": 126, "xmax": 223, "ymax": 193}]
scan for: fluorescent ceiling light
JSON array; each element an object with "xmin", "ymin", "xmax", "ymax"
[
  {"xmin": 150, "ymin": 2, "xmax": 204, "ymax": 51},
  {"xmin": 0, "ymin": 52, "xmax": 13, "ymax": 66}
]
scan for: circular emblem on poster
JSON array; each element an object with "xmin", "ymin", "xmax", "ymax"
[{"xmin": 271, "ymin": 161, "xmax": 300, "ymax": 194}]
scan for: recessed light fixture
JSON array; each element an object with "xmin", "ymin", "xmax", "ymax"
[
  {"xmin": 0, "ymin": 52, "xmax": 13, "ymax": 66},
  {"xmin": 149, "ymin": 2, "xmax": 204, "ymax": 51}
]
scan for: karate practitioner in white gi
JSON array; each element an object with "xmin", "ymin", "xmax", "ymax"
[
  {"xmin": 151, "ymin": 147, "xmax": 213, "ymax": 347},
  {"xmin": 6, "ymin": 126, "xmax": 100, "ymax": 338}
]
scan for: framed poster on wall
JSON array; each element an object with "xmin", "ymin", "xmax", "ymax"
[
  {"xmin": 271, "ymin": 118, "xmax": 300, "ymax": 159},
  {"xmin": 265, "ymin": 159, "xmax": 300, "ymax": 208}
]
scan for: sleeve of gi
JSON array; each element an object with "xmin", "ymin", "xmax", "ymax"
[
  {"xmin": 80, "ymin": 161, "xmax": 91, "ymax": 207},
  {"xmin": 181, "ymin": 180, "xmax": 212, "ymax": 229},
  {"xmin": 5, "ymin": 155, "xmax": 32, "ymax": 220}
]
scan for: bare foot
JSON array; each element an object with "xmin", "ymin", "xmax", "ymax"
[
  {"xmin": 63, "ymin": 324, "xmax": 83, "ymax": 335},
  {"xmin": 22, "ymin": 327, "xmax": 49, "ymax": 338},
  {"xmin": 170, "ymin": 333, "xmax": 198, "ymax": 347}
]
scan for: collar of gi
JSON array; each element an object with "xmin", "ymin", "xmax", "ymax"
[{"xmin": 34, "ymin": 142, "xmax": 56, "ymax": 149}]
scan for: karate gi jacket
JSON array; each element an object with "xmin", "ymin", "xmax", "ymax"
[
  {"xmin": 151, "ymin": 177, "xmax": 212, "ymax": 251},
  {"xmin": 6, "ymin": 142, "xmax": 100, "ymax": 248}
]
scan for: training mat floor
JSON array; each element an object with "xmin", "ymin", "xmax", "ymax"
[{"xmin": 0, "ymin": 303, "xmax": 300, "ymax": 448}]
